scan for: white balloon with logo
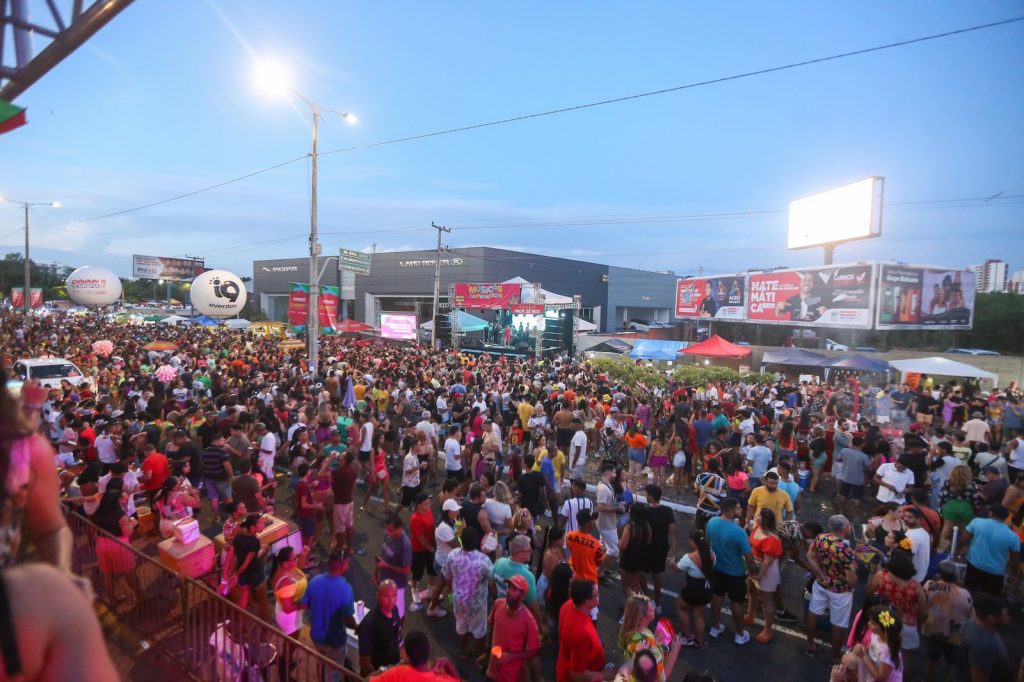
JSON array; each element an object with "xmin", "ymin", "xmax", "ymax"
[
  {"xmin": 66, "ymin": 266, "xmax": 123, "ymax": 307},
  {"xmin": 190, "ymin": 269, "xmax": 247, "ymax": 318}
]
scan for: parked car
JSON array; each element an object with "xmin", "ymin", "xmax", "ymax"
[
  {"xmin": 649, "ymin": 321, "xmax": 673, "ymax": 329},
  {"xmin": 11, "ymin": 357, "xmax": 88, "ymax": 389},
  {"xmin": 626, "ymin": 319, "xmax": 652, "ymax": 332},
  {"xmin": 944, "ymin": 348, "xmax": 1001, "ymax": 356},
  {"xmin": 853, "ymin": 346, "xmax": 879, "ymax": 353},
  {"xmin": 826, "ymin": 338, "xmax": 849, "ymax": 351}
]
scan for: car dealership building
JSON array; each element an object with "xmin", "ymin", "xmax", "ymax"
[{"xmin": 252, "ymin": 247, "xmax": 679, "ymax": 333}]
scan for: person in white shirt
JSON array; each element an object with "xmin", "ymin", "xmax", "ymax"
[
  {"xmin": 95, "ymin": 422, "xmax": 120, "ymax": 473},
  {"xmin": 963, "ymin": 412, "xmax": 991, "ymax": 447},
  {"xmin": 435, "ymin": 394, "xmax": 450, "ymax": 423},
  {"xmin": 738, "ymin": 411, "xmax": 756, "ymax": 438},
  {"xmin": 902, "ymin": 507, "xmax": 932, "ymax": 582},
  {"xmin": 874, "ymin": 457, "xmax": 916, "ymax": 504},
  {"xmin": 559, "ymin": 479, "xmax": 595, "ymax": 534},
  {"xmin": 415, "ymin": 412, "xmax": 437, "ymax": 447},
  {"xmin": 569, "ymin": 419, "xmax": 589, "ymax": 479},
  {"xmin": 98, "ymin": 463, "xmax": 141, "ymax": 516},
  {"xmin": 256, "ymin": 422, "xmax": 278, "ymax": 482},
  {"xmin": 399, "ymin": 447, "xmax": 424, "ymax": 509},
  {"xmin": 444, "ymin": 425, "xmax": 466, "ymax": 494}
]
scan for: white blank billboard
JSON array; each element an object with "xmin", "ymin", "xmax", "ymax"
[{"xmin": 788, "ymin": 177, "xmax": 883, "ymax": 250}]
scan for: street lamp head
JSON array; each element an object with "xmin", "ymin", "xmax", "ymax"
[
  {"xmin": 342, "ymin": 112, "xmax": 358, "ymax": 125},
  {"xmin": 252, "ymin": 58, "xmax": 292, "ymax": 98},
  {"xmin": 50, "ymin": 201, "xmax": 60, "ymax": 208}
]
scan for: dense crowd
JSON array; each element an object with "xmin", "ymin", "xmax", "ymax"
[{"xmin": 2, "ymin": 307, "xmax": 1023, "ymax": 681}]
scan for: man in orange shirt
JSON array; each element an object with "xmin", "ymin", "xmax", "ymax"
[
  {"xmin": 139, "ymin": 443, "xmax": 170, "ymax": 500},
  {"xmin": 565, "ymin": 509, "xmax": 605, "ymax": 584}
]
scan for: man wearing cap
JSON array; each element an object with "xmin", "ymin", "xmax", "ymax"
[
  {"xmin": 484, "ymin": 572, "xmax": 541, "ymax": 682},
  {"xmin": 964, "ymin": 411, "xmax": 992, "ymax": 450}
]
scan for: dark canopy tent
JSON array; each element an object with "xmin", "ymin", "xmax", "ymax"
[
  {"xmin": 761, "ymin": 348, "xmax": 828, "ymax": 368},
  {"xmin": 825, "ymin": 355, "xmax": 891, "ymax": 373},
  {"xmin": 587, "ymin": 339, "xmax": 632, "ymax": 354}
]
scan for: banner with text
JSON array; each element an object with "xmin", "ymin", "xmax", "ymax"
[
  {"xmin": 747, "ymin": 264, "xmax": 874, "ymax": 328},
  {"xmin": 875, "ymin": 265, "xmax": 975, "ymax": 329},
  {"xmin": 10, "ymin": 287, "xmax": 42, "ymax": 308},
  {"xmin": 452, "ymin": 283, "xmax": 522, "ymax": 310},
  {"xmin": 319, "ymin": 285, "xmax": 339, "ymax": 334},
  {"xmin": 674, "ymin": 275, "xmax": 746, "ymax": 320},
  {"xmin": 132, "ymin": 255, "xmax": 205, "ymax": 281},
  {"xmin": 287, "ymin": 283, "xmax": 310, "ymax": 331}
]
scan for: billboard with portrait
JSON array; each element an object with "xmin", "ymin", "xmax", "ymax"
[
  {"xmin": 746, "ymin": 264, "xmax": 874, "ymax": 328},
  {"xmin": 133, "ymin": 255, "xmax": 205, "ymax": 281},
  {"xmin": 674, "ymin": 275, "xmax": 746, "ymax": 320},
  {"xmin": 875, "ymin": 264, "xmax": 974, "ymax": 329}
]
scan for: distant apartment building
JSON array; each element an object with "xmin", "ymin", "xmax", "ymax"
[
  {"xmin": 969, "ymin": 259, "xmax": 1009, "ymax": 293},
  {"xmin": 1009, "ymin": 269, "xmax": 1024, "ymax": 294}
]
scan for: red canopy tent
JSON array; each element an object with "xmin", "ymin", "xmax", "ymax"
[
  {"xmin": 678, "ymin": 334, "xmax": 752, "ymax": 358},
  {"xmin": 334, "ymin": 319, "xmax": 373, "ymax": 333}
]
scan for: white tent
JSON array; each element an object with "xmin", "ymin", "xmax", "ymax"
[
  {"xmin": 161, "ymin": 315, "xmax": 189, "ymax": 326},
  {"xmin": 223, "ymin": 319, "xmax": 252, "ymax": 329},
  {"xmin": 576, "ymin": 317, "xmax": 597, "ymax": 331},
  {"xmin": 889, "ymin": 357, "xmax": 998, "ymax": 385},
  {"xmin": 502, "ymin": 276, "xmax": 574, "ymax": 305}
]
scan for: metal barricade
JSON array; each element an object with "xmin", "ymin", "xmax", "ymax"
[{"xmin": 65, "ymin": 510, "xmax": 363, "ymax": 681}]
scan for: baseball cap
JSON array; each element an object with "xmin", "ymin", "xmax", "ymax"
[
  {"xmin": 442, "ymin": 499, "xmax": 461, "ymax": 513},
  {"xmin": 507, "ymin": 574, "xmax": 530, "ymax": 592}
]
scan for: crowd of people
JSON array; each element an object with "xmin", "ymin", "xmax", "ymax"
[{"xmin": 2, "ymin": 306, "xmax": 1023, "ymax": 681}]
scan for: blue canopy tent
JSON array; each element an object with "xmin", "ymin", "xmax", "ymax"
[
  {"xmin": 191, "ymin": 315, "xmax": 220, "ymax": 327},
  {"xmin": 629, "ymin": 339, "xmax": 688, "ymax": 361},
  {"xmin": 825, "ymin": 355, "xmax": 892, "ymax": 373}
]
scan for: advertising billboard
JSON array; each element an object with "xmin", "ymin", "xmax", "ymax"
[
  {"xmin": 287, "ymin": 283, "xmax": 339, "ymax": 332},
  {"xmin": 747, "ymin": 264, "xmax": 874, "ymax": 328},
  {"xmin": 452, "ymin": 283, "xmax": 522, "ymax": 310},
  {"xmin": 788, "ymin": 177, "xmax": 883, "ymax": 250},
  {"xmin": 876, "ymin": 265, "xmax": 975, "ymax": 329},
  {"xmin": 133, "ymin": 255, "xmax": 205, "ymax": 281},
  {"xmin": 10, "ymin": 287, "xmax": 42, "ymax": 308},
  {"xmin": 674, "ymin": 275, "xmax": 746, "ymax": 320},
  {"xmin": 380, "ymin": 313, "xmax": 418, "ymax": 340}
]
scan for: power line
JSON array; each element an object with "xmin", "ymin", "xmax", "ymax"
[
  {"xmin": 10, "ymin": 16, "xmax": 1023, "ymax": 237},
  {"xmin": 317, "ymin": 16, "xmax": 1024, "ymax": 158}
]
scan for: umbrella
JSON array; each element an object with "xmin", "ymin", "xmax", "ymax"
[
  {"xmin": 155, "ymin": 365, "xmax": 178, "ymax": 383},
  {"xmin": 342, "ymin": 376, "xmax": 356, "ymax": 410},
  {"xmin": 91, "ymin": 340, "xmax": 114, "ymax": 357},
  {"xmin": 334, "ymin": 319, "xmax": 373, "ymax": 333},
  {"xmin": 279, "ymin": 339, "xmax": 304, "ymax": 350},
  {"xmin": 143, "ymin": 341, "xmax": 178, "ymax": 352}
]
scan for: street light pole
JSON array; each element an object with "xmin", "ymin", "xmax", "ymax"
[
  {"xmin": 1, "ymin": 196, "xmax": 58, "ymax": 314},
  {"xmin": 309, "ymin": 106, "xmax": 320, "ymax": 378}
]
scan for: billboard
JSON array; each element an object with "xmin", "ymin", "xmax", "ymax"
[
  {"xmin": 452, "ymin": 283, "xmax": 522, "ymax": 310},
  {"xmin": 674, "ymin": 275, "xmax": 746, "ymax": 320},
  {"xmin": 133, "ymin": 255, "xmax": 205, "ymax": 281},
  {"xmin": 380, "ymin": 313, "xmax": 417, "ymax": 340},
  {"xmin": 287, "ymin": 283, "xmax": 339, "ymax": 332},
  {"xmin": 319, "ymin": 285, "xmax": 339, "ymax": 333},
  {"xmin": 876, "ymin": 265, "xmax": 975, "ymax": 329},
  {"xmin": 747, "ymin": 264, "xmax": 874, "ymax": 328},
  {"xmin": 788, "ymin": 177, "xmax": 883, "ymax": 250}
]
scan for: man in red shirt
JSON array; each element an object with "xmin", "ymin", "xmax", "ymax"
[
  {"xmin": 408, "ymin": 493, "xmax": 436, "ymax": 612},
  {"xmin": 556, "ymin": 580, "xmax": 606, "ymax": 682},
  {"xmin": 139, "ymin": 444, "xmax": 170, "ymax": 498},
  {"xmin": 485, "ymin": 574, "xmax": 541, "ymax": 682},
  {"xmin": 77, "ymin": 418, "xmax": 97, "ymax": 463},
  {"xmin": 331, "ymin": 452, "xmax": 358, "ymax": 554}
]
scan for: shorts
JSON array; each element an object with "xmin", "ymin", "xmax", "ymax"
[
  {"xmin": 916, "ymin": 413, "xmax": 933, "ymax": 425},
  {"xmin": 600, "ymin": 527, "xmax": 620, "ymax": 557},
  {"xmin": 649, "ymin": 456, "xmax": 669, "ymax": 469},
  {"xmin": 556, "ymin": 428, "xmax": 572, "ymax": 449},
  {"xmin": 401, "ymin": 485, "xmax": 420, "ymax": 508},
  {"xmin": 941, "ymin": 499, "xmax": 973, "ymax": 524},
  {"xmin": 298, "ymin": 515, "xmax": 317, "ymax": 540},
  {"xmin": 965, "ymin": 562, "xmax": 1005, "ymax": 596},
  {"xmin": 808, "ymin": 581, "xmax": 853, "ymax": 628},
  {"xmin": 628, "ymin": 448, "xmax": 646, "ymax": 465},
  {"xmin": 753, "ymin": 559, "xmax": 781, "ymax": 593},
  {"xmin": 924, "ymin": 637, "xmax": 958, "ymax": 665},
  {"xmin": 411, "ymin": 550, "xmax": 436, "ymax": 581},
  {"xmin": 812, "ymin": 453, "xmax": 828, "ymax": 470},
  {"xmin": 839, "ymin": 482, "xmax": 864, "ymax": 500},
  {"xmin": 454, "ymin": 599, "xmax": 487, "ymax": 638},
  {"xmin": 332, "ymin": 502, "xmax": 354, "ymax": 531},
  {"xmin": 446, "ymin": 468, "xmax": 466, "ymax": 482},
  {"xmin": 711, "ymin": 570, "xmax": 747, "ymax": 603},
  {"xmin": 680, "ymin": 575, "xmax": 712, "ymax": 607},
  {"xmin": 204, "ymin": 478, "xmax": 231, "ymax": 502},
  {"xmin": 358, "ymin": 449, "xmax": 371, "ymax": 464},
  {"xmin": 902, "ymin": 623, "xmax": 920, "ymax": 650},
  {"xmin": 673, "ymin": 452, "xmax": 687, "ymax": 469},
  {"xmin": 570, "ymin": 464, "xmax": 585, "ymax": 481}
]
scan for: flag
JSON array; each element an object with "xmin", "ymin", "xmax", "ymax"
[{"xmin": 0, "ymin": 100, "xmax": 26, "ymax": 134}]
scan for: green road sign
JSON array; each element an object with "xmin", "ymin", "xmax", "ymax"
[{"xmin": 338, "ymin": 248, "xmax": 371, "ymax": 275}]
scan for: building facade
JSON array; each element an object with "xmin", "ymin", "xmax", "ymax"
[{"xmin": 252, "ymin": 247, "xmax": 679, "ymax": 333}]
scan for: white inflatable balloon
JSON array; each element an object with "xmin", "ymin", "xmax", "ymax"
[
  {"xmin": 66, "ymin": 266, "xmax": 122, "ymax": 307},
  {"xmin": 191, "ymin": 269, "xmax": 247, "ymax": 318}
]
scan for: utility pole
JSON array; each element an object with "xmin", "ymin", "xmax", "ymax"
[
  {"xmin": 185, "ymin": 254, "xmax": 202, "ymax": 317},
  {"xmin": 308, "ymin": 107, "xmax": 321, "ymax": 378},
  {"xmin": 23, "ymin": 204, "xmax": 29, "ymax": 315},
  {"xmin": 430, "ymin": 222, "xmax": 450, "ymax": 349}
]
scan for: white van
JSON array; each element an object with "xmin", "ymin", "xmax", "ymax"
[{"xmin": 11, "ymin": 358, "xmax": 88, "ymax": 389}]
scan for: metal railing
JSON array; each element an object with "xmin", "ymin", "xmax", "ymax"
[{"xmin": 65, "ymin": 509, "xmax": 364, "ymax": 681}]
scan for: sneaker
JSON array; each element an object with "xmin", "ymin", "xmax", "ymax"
[
  {"xmin": 709, "ymin": 624, "xmax": 726, "ymax": 639},
  {"xmin": 355, "ymin": 547, "xmax": 367, "ymax": 556},
  {"xmin": 408, "ymin": 601, "xmax": 423, "ymax": 612},
  {"xmin": 734, "ymin": 631, "xmax": 750, "ymax": 645},
  {"xmin": 426, "ymin": 607, "xmax": 448, "ymax": 618},
  {"xmin": 418, "ymin": 589, "xmax": 433, "ymax": 601},
  {"xmin": 679, "ymin": 635, "xmax": 697, "ymax": 647},
  {"xmin": 543, "ymin": 510, "xmax": 552, "ymax": 518},
  {"xmin": 775, "ymin": 609, "xmax": 798, "ymax": 624}
]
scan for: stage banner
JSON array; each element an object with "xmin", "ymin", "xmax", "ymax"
[
  {"xmin": 876, "ymin": 265, "xmax": 974, "ymax": 329},
  {"xmin": 747, "ymin": 264, "xmax": 874, "ymax": 328},
  {"xmin": 10, "ymin": 287, "xmax": 43, "ymax": 308},
  {"xmin": 288, "ymin": 283, "xmax": 310, "ymax": 331},
  {"xmin": 675, "ymin": 275, "xmax": 746, "ymax": 319},
  {"xmin": 452, "ymin": 283, "xmax": 522, "ymax": 310},
  {"xmin": 511, "ymin": 303, "xmax": 545, "ymax": 314},
  {"xmin": 319, "ymin": 285, "xmax": 339, "ymax": 333}
]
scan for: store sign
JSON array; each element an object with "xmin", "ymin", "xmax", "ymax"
[
  {"xmin": 261, "ymin": 265, "xmax": 298, "ymax": 273},
  {"xmin": 452, "ymin": 282, "xmax": 522, "ymax": 310},
  {"xmin": 399, "ymin": 257, "xmax": 463, "ymax": 267},
  {"xmin": 746, "ymin": 264, "xmax": 874, "ymax": 328}
]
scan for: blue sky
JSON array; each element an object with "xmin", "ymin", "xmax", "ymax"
[{"xmin": 2, "ymin": 2, "xmax": 1022, "ymax": 280}]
